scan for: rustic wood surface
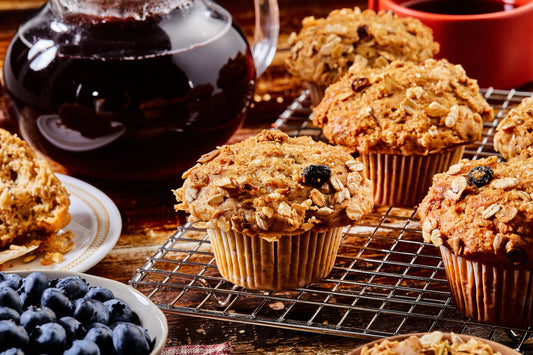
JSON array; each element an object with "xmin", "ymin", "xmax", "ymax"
[{"xmin": 0, "ymin": 1, "xmax": 381, "ymax": 353}]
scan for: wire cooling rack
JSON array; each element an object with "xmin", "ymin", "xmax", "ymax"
[{"xmin": 130, "ymin": 88, "xmax": 533, "ymax": 352}]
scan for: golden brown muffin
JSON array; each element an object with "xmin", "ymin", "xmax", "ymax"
[
  {"xmin": 419, "ymin": 156, "xmax": 533, "ymax": 327},
  {"xmin": 349, "ymin": 332, "xmax": 506, "ymax": 355},
  {"xmin": 494, "ymin": 97, "xmax": 533, "ymax": 160},
  {"xmin": 313, "ymin": 59, "xmax": 492, "ymax": 156},
  {"xmin": 0, "ymin": 128, "xmax": 72, "ymax": 265},
  {"xmin": 312, "ymin": 59, "xmax": 493, "ymax": 206},
  {"xmin": 174, "ymin": 129, "xmax": 373, "ymax": 290},
  {"xmin": 285, "ymin": 7, "xmax": 439, "ymax": 103},
  {"xmin": 174, "ymin": 129, "xmax": 373, "ymax": 239}
]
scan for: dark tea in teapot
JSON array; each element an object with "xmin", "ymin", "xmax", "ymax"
[{"xmin": 3, "ymin": 0, "xmax": 257, "ymax": 182}]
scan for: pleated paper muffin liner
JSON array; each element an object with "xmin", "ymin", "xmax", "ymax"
[
  {"xmin": 440, "ymin": 245, "xmax": 533, "ymax": 328},
  {"xmin": 207, "ymin": 227, "xmax": 344, "ymax": 291},
  {"xmin": 359, "ymin": 146, "xmax": 464, "ymax": 207}
]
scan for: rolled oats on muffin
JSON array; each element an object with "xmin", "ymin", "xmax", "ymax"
[
  {"xmin": 312, "ymin": 59, "xmax": 493, "ymax": 206},
  {"xmin": 174, "ymin": 129, "xmax": 373, "ymax": 290},
  {"xmin": 494, "ymin": 97, "xmax": 533, "ymax": 160},
  {"xmin": 285, "ymin": 7, "xmax": 439, "ymax": 104},
  {"xmin": 419, "ymin": 156, "xmax": 533, "ymax": 327}
]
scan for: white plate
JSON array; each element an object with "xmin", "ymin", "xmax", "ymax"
[
  {"xmin": 4, "ymin": 174, "xmax": 122, "ymax": 272},
  {"xmin": 12, "ymin": 270, "xmax": 168, "ymax": 355}
]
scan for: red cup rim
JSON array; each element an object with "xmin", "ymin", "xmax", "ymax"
[{"xmin": 377, "ymin": 0, "xmax": 533, "ymax": 21}]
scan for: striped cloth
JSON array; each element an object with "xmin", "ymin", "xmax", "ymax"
[{"xmin": 163, "ymin": 343, "xmax": 232, "ymax": 355}]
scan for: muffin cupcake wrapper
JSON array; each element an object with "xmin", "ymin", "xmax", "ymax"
[
  {"xmin": 440, "ymin": 245, "xmax": 533, "ymax": 327},
  {"xmin": 207, "ymin": 227, "xmax": 344, "ymax": 291},
  {"xmin": 359, "ymin": 147, "xmax": 464, "ymax": 207}
]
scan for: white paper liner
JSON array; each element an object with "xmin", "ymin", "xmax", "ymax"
[
  {"xmin": 207, "ymin": 227, "xmax": 344, "ymax": 291},
  {"xmin": 359, "ymin": 146, "xmax": 464, "ymax": 207},
  {"xmin": 440, "ymin": 245, "xmax": 533, "ymax": 328}
]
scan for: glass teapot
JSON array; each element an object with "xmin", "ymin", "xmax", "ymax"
[{"xmin": 2, "ymin": 0, "xmax": 279, "ymax": 182}]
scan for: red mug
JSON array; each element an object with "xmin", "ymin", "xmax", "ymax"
[{"xmin": 369, "ymin": 0, "xmax": 533, "ymax": 89}]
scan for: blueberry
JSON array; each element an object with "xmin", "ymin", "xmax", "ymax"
[
  {"xmin": 55, "ymin": 276, "xmax": 89, "ymax": 299},
  {"xmin": 0, "ymin": 348, "xmax": 25, "ymax": 355},
  {"xmin": 0, "ymin": 285, "xmax": 22, "ymax": 313},
  {"xmin": 104, "ymin": 299, "xmax": 133, "ymax": 324},
  {"xmin": 139, "ymin": 325, "xmax": 155, "ymax": 352},
  {"xmin": 41, "ymin": 287, "xmax": 73, "ymax": 317},
  {"xmin": 112, "ymin": 322, "xmax": 150, "ymax": 355},
  {"xmin": 89, "ymin": 299, "xmax": 109, "ymax": 325},
  {"xmin": 22, "ymin": 272, "xmax": 49, "ymax": 305},
  {"xmin": 131, "ymin": 311, "xmax": 142, "ymax": 326},
  {"xmin": 58, "ymin": 316, "xmax": 85, "ymax": 344},
  {"xmin": 64, "ymin": 339, "xmax": 100, "ymax": 355},
  {"xmin": 19, "ymin": 293, "xmax": 30, "ymax": 310},
  {"xmin": 85, "ymin": 325, "xmax": 114, "ymax": 354},
  {"xmin": 30, "ymin": 322, "xmax": 67, "ymax": 354},
  {"xmin": 85, "ymin": 287, "xmax": 114, "ymax": 303},
  {"xmin": 0, "ymin": 274, "xmax": 22, "ymax": 291},
  {"xmin": 467, "ymin": 165, "xmax": 494, "ymax": 188},
  {"xmin": 0, "ymin": 349, "xmax": 24, "ymax": 355},
  {"xmin": 302, "ymin": 164, "xmax": 331, "ymax": 187},
  {"xmin": 73, "ymin": 298, "xmax": 95, "ymax": 324},
  {"xmin": 20, "ymin": 306, "xmax": 56, "ymax": 332},
  {"xmin": 0, "ymin": 306, "xmax": 20, "ymax": 323},
  {"xmin": 0, "ymin": 320, "xmax": 29, "ymax": 352}
]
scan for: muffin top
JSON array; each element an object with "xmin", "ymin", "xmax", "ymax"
[
  {"xmin": 418, "ymin": 156, "xmax": 533, "ymax": 267},
  {"xmin": 494, "ymin": 97, "xmax": 533, "ymax": 160},
  {"xmin": 312, "ymin": 59, "xmax": 493, "ymax": 155},
  {"xmin": 285, "ymin": 7, "xmax": 439, "ymax": 88},
  {"xmin": 352, "ymin": 331, "xmax": 503, "ymax": 355},
  {"xmin": 173, "ymin": 130, "xmax": 374, "ymax": 240}
]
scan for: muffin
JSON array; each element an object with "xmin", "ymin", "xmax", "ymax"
[
  {"xmin": 347, "ymin": 332, "xmax": 513, "ymax": 355},
  {"xmin": 494, "ymin": 97, "xmax": 533, "ymax": 160},
  {"xmin": 312, "ymin": 59, "xmax": 493, "ymax": 207},
  {"xmin": 173, "ymin": 129, "xmax": 373, "ymax": 290},
  {"xmin": 0, "ymin": 128, "xmax": 72, "ymax": 266},
  {"xmin": 285, "ymin": 7, "xmax": 439, "ymax": 104},
  {"xmin": 418, "ymin": 156, "xmax": 533, "ymax": 328}
]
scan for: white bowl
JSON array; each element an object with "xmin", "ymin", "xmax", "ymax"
[{"xmin": 9, "ymin": 270, "xmax": 168, "ymax": 355}]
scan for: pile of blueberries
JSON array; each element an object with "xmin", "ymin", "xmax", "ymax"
[{"xmin": 0, "ymin": 272, "xmax": 155, "ymax": 355}]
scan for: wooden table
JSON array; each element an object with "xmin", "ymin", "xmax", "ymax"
[{"xmin": 0, "ymin": 1, "xmax": 381, "ymax": 353}]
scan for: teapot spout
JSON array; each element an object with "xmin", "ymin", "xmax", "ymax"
[{"xmin": 252, "ymin": 0, "xmax": 279, "ymax": 77}]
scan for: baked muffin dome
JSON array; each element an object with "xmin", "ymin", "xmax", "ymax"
[
  {"xmin": 312, "ymin": 59, "xmax": 493, "ymax": 156},
  {"xmin": 174, "ymin": 129, "xmax": 374, "ymax": 240},
  {"xmin": 419, "ymin": 156, "xmax": 533, "ymax": 327},
  {"xmin": 494, "ymin": 97, "xmax": 533, "ymax": 160},
  {"xmin": 419, "ymin": 156, "xmax": 533, "ymax": 267},
  {"xmin": 285, "ymin": 7, "xmax": 439, "ymax": 88}
]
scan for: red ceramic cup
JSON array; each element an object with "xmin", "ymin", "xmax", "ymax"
[{"xmin": 368, "ymin": 0, "xmax": 533, "ymax": 89}]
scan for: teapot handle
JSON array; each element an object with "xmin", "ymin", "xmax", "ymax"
[{"xmin": 252, "ymin": 0, "xmax": 279, "ymax": 77}]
